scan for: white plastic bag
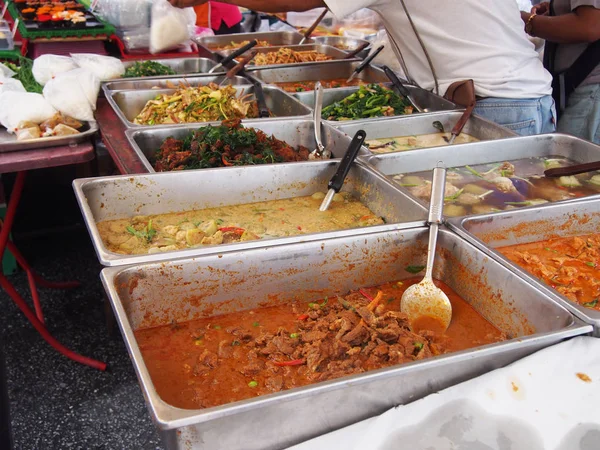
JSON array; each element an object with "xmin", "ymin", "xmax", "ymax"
[
  {"xmin": 71, "ymin": 53, "xmax": 125, "ymax": 81},
  {"xmin": 0, "ymin": 62, "xmax": 16, "ymax": 78},
  {"xmin": 32, "ymin": 55, "xmax": 78, "ymax": 86},
  {"xmin": 43, "ymin": 69, "xmax": 100, "ymax": 122},
  {"xmin": 0, "ymin": 92, "xmax": 56, "ymax": 132},
  {"xmin": 149, "ymin": 0, "xmax": 195, "ymax": 54},
  {"xmin": 0, "ymin": 77, "xmax": 26, "ymax": 96}
]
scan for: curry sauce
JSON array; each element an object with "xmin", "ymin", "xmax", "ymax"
[
  {"xmin": 499, "ymin": 233, "xmax": 600, "ymax": 310},
  {"xmin": 97, "ymin": 192, "xmax": 383, "ymax": 255},
  {"xmin": 135, "ymin": 278, "xmax": 506, "ymax": 410}
]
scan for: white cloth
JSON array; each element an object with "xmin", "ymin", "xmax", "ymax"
[
  {"xmin": 289, "ymin": 336, "xmax": 600, "ymax": 450},
  {"xmin": 324, "ymin": 0, "xmax": 553, "ymax": 99}
]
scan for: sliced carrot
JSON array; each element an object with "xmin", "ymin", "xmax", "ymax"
[{"xmin": 367, "ymin": 291, "xmax": 384, "ymax": 312}]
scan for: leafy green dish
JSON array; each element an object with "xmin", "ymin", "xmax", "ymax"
[
  {"xmin": 123, "ymin": 60, "xmax": 176, "ymax": 78},
  {"xmin": 321, "ymin": 84, "xmax": 414, "ymax": 121},
  {"xmin": 4, "ymin": 57, "xmax": 43, "ymax": 94}
]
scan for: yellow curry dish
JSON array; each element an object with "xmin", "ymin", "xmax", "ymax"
[{"xmin": 97, "ymin": 193, "xmax": 384, "ymax": 255}]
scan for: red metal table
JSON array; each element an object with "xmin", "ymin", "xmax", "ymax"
[
  {"xmin": 0, "ymin": 142, "xmax": 107, "ymax": 371},
  {"xmin": 95, "ymin": 98, "xmax": 149, "ymax": 175}
]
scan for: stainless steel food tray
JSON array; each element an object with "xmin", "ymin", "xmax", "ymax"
[
  {"xmin": 126, "ymin": 118, "xmax": 356, "ymax": 172},
  {"xmin": 73, "ymin": 160, "xmax": 427, "ymax": 266},
  {"xmin": 294, "ymin": 84, "xmax": 458, "ymax": 123},
  {"xmin": 309, "ymin": 36, "xmax": 370, "ymax": 58},
  {"xmin": 363, "ymin": 133, "xmax": 600, "ymax": 216},
  {"xmin": 102, "ymin": 74, "xmax": 250, "ymax": 93},
  {"xmin": 196, "ymin": 31, "xmax": 304, "ymax": 53},
  {"xmin": 337, "ymin": 111, "xmax": 516, "ymax": 157},
  {"xmin": 115, "ymin": 57, "xmax": 220, "ymax": 83},
  {"xmin": 221, "ymin": 44, "xmax": 356, "ymax": 70},
  {"xmin": 106, "ymin": 84, "xmax": 311, "ymax": 129},
  {"xmin": 101, "ymin": 227, "xmax": 590, "ymax": 450},
  {"xmin": 249, "ymin": 60, "xmax": 389, "ymax": 89},
  {"xmin": 0, "ymin": 121, "xmax": 98, "ymax": 153},
  {"xmin": 448, "ymin": 198, "xmax": 600, "ymax": 335}
]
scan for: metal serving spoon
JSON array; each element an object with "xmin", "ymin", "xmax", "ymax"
[
  {"xmin": 309, "ymin": 82, "xmax": 331, "ymax": 159},
  {"xmin": 401, "ymin": 165, "xmax": 453, "ymax": 333}
]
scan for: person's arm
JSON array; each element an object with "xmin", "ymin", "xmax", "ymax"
[
  {"xmin": 171, "ymin": 0, "xmax": 325, "ymax": 12},
  {"xmin": 521, "ymin": 5, "xmax": 600, "ymax": 44}
]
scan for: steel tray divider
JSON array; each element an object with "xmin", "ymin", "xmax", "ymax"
[{"xmin": 99, "ymin": 227, "xmax": 590, "ymax": 450}]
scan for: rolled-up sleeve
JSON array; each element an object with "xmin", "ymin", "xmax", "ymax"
[
  {"xmin": 324, "ymin": 0, "xmax": 379, "ymax": 18},
  {"xmin": 570, "ymin": 0, "xmax": 600, "ymax": 10}
]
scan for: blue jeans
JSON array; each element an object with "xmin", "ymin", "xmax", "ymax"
[
  {"xmin": 473, "ymin": 95, "xmax": 557, "ymax": 136},
  {"xmin": 557, "ymin": 83, "xmax": 600, "ymax": 145}
]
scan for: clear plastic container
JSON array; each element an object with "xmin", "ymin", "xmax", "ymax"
[{"xmin": 0, "ymin": 28, "xmax": 14, "ymax": 51}]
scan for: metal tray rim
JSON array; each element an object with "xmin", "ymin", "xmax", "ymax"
[
  {"xmin": 73, "ymin": 160, "xmax": 428, "ymax": 267},
  {"xmin": 104, "ymin": 57, "xmax": 224, "ymax": 84},
  {"xmin": 107, "ymin": 83, "xmax": 312, "ymax": 129},
  {"xmin": 363, "ymin": 133, "xmax": 600, "ymax": 219},
  {"xmin": 446, "ymin": 197, "xmax": 600, "ymax": 326},
  {"xmin": 100, "ymin": 227, "xmax": 591, "ymax": 430}
]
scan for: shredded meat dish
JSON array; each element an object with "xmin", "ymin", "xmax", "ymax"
[
  {"xmin": 499, "ymin": 233, "xmax": 600, "ymax": 310},
  {"xmin": 252, "ymin": 48, "xmax": 334, "ymax": 66},
  {"xmin": 135, "ymin": 279, "xmax": 506, "ymax": 410}
]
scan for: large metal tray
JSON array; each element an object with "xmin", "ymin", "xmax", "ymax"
[
  {"xmin": 115, "ymin": 57, "xmax": 220, "ymax": 83},
  {"xmin": 196, "ymin": 31, "xmax": 304, "ymax": 53},
  {"xmin": 125, "ymin": 118, "xmax": 355, "ymax": 172},
  {"xmin": 309, "ymin": 36, "xmax": 370, "ymax": 58},
  {"xmin": 0, "ymin": 121, "xmax": 98, "ymax": 153},
  {"xmin": 222, "ymin": 44, "xmax": 355, "ymax": 70},
  {"xmin": 106, "ymin": 84, "xmax": 311, "ymax": 129},
  {"xmin": 336, "ymin": 112, "xmax": 516, "ymax": 157},
  {"xmin": 362, "ymin": 133, "xmax": 600, "ymax": 215},
  {"xmin": 102, "ymin": 74, "xmax": 250, "ymax": 93},
  {"xmin": 448, "ymin": 198, "xmax": 600, "ymax": 335},
  {"xmin": 100, "ymin": 228, "xmax": 590, "ymax": 450},
  {"xmin": 73, "ymin": 160, "xmax": 427, "ymax": 266},
  {"xmin": 294, "ymin": 84, "xmax": 458, "ymax": 123},
  {"xmin": 249, "ymin": 60, "xmax": 389, "ymax": 88}
]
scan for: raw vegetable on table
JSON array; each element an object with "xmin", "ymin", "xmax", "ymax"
[
  {"xmin": 321, "ymin": 83, "xmax": 414, "ymax": 121},
  {"xmin": 123, "ymin": 61, "xmax": 177, "ymax": 78},
  {"xmin": 4, "ymin": 57, "xmax": 43, "ymax": 94},
  {"xmin": 153, "ymin": 119, "xmax": 314, "ymax": 171}
]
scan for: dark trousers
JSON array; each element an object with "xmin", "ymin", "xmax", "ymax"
[{"xmin": 214, "ymin": 21, "xmax": 242, "ymax": 35}]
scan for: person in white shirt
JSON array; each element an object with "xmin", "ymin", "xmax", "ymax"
[{"xmin": 174, "ymin": 0, "xmax": 556, "ymax": 135}]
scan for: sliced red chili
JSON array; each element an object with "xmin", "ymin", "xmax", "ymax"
[
  {"xmin": 218, "ymin": 227, "xmax": 245, "ymax": 235},
  {"xmin": 221, "ymin": 155, "xmax": 234, "ymax": 166},
  {"xmin": 273, "ymin": 359, "xmax": 305, "ymax": 367},
  {"xmin": 297, "ymin": 314, "xmax": 309, "ymax": 321},
  {"xmin": 359, "ymin": 288, "xmax": 374, "ymax": 302}
]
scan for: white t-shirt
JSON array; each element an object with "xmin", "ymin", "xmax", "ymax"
[{"xmin": 324, "ymin": 0, "xmax": 553, "ymax": 99}]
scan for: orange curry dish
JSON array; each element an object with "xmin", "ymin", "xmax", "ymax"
[
  {"xmin": 135, "ymin": 278, "xmax": 506, "ymax": 410},
  {"xmin": 498, "ymin": 233, "xmax": 600, "ymax": 310}
]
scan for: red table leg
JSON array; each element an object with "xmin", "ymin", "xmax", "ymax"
[{"xmin": 0, "ymin": 171, "xmax": 107, "ymax": 371}]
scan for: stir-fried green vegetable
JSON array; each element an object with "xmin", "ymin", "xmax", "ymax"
[
  {"xmin": 123, "ymin": 61, "xmax": 177, "ymax": 78},
  {"xmin": 321, "ymin": 84, "xmax": 413, "ymax": 121},
  {"xmin": 4, "ymin": 58, "xmax": 43, "ymax": 94}
]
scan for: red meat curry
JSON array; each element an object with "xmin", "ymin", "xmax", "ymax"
[{"xmin": 135, "ymin": 278, "xmax": 506, "ymax": 410}]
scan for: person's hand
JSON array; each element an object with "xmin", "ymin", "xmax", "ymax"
[
  {"xmin": 531, "ymin": 2, "xmax": 550, "ymax": 16},
  {"xmin": 168, "ymin": 0, "xmax": 208, "ymax": 8}
]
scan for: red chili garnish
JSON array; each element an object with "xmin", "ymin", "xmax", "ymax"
[
  {"xmin": 221, "ymin": 155, "xmax": 233, "ymax": 166},
  {"xmin": 218, "ymin": 227, "xmax": 245, "ymax": 235},
  {"xmin": 297, "ymin": 226, "xmax": 302, "ymax": 230},
  {"xmin": 359, "ymin": 288, "xmax": 374, "ymax": 302},
  {"xmin": 297, "ymin": 314, "xmax": 309, "ymax": 321},
  {"xmin": 273, "ymin": 359, "xmax": 305, "ymax": 367}
]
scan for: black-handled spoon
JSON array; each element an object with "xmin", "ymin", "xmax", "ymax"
[
  {"xmin": 382, "ymin": 65, "xmax": 424, "ymax": 113},
  {"xmin": 346, "ymin": 45, "xmax": 384, "ymax": 83},
  {"xmin": 319, "ymin": 130, "xmax": 367, "ymax": 211},
  {"xmin": 253, "ymin": 80, "xmax": 270, "ymax": 118}
]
